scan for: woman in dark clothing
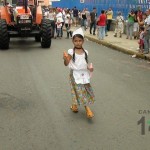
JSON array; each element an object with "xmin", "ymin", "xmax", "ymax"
[{"xmin": 81, "ymin": 9, "xmax": 87, "ymax": 31}]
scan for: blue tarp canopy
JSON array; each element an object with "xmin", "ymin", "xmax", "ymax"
[{"xmin": 52, "ymin": 0, "xmax": 150, "ymax": 19}]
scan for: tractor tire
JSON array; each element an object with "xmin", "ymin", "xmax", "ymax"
[
  {"xmin": 41, "ymin": 19, "xmax": 52, "ymax": 48},
  {"xmin": 50, "ymin": 27, "xmax": 54, "ymax": 38},
  {"xmin": 0, "ymin": 19, "xmax": 9, "ymax": 50},
  {"xmin": 35, "ymin": 35, "xmax": 41, "ymax": 42},
  {"xmin": 49, "ymin": 20, "xmax": 55, "ymax": 38}
]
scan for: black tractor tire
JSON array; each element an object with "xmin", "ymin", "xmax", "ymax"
[
  {"xmin": 50, "ymin": 27, "xmax": 54, "ymax": 38},
  {"xmin": 35, "ymin": 35, "xmax": 41, "ymax": 42},
  {"xmin": 41, "ymin": 19, "xmax": 52, "ymax": 48},
  {"xmin": 0, "ymin": 19, "xmax": 9, "ymax": 50},
  {"xmin": 49, "ymin": 20, "xmax": 55, "ymax": 38}
]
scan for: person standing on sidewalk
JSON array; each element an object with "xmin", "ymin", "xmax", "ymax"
[
  {"xmin": 97, "ymin": 10, "xmax": 107, "ymax": 40},
  {"xmin": 133, "ymin": 10, "xmax": 140, "ymax": 39},
  {"xmin": 64, "ymin": 9, "xmax": 72, "ymax": 39},
  {"xmin": 85, "ymin": 8, "xmax": 90, "ymax": 28},
  {"xmin": 106, "ymin": 7, "xmax": 113, "ymax": 31},
  {"xmin": 126, "ymin": 9, "xmax": 135, "ymax": 40},
  {"xmin": 89, "ymin": 7, "xmax": 97, "ymax": 35},
  {"xmin": 63, "ymin": 28, "xmax": 95, "ymax": 119},
  {"xmin": 114, "ymin": 12, "xmax": 124, "ymax": 38},
  {"xmin": 143, "ymin": 9, "xmax": 150, "ymax": 54},
  {"xmin": 78, "ymin": 10, "xmax": 82, "ymax": 26},
  {"xmin": 137, "ymin": 12, "xmax": 147, "ymax": 28},
  {"xmin": 73, "ymin": 6, "xmax": 78, "ymax": 26},
  {"xmin": 81, "ymin": 8, "xmax": 87, "ymax": 31}
]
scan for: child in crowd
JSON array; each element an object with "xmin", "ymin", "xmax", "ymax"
[
  {"xmin": 56, "ymin": 19, "xmax": 62, "ymax": 38},
  {"xmin": 63, "ymin": 28, "xmax": 95, "ymax": 119},
  {"xmin": 138, "ymin": 27, "xmax": 145, "ymax": 53}
]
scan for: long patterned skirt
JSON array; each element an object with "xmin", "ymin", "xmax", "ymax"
[{"xmin": 69, "ymin": 71, "xmax": 95, "ymax": 106}]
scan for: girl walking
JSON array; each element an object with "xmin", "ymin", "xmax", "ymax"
[{"xmin": 63, "ymin": 28, "xmax": 95, "ymax": 119}]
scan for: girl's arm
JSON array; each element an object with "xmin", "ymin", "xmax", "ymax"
[
  {"xmin": 87, "ymin": 63, "xmax": 94, "ymax": 72},
  {"xmin": 63, "ymin": 52, "xmax": 72, "ymax": 66}
]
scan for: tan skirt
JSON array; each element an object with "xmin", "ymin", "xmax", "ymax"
[{"xmin": 69, "ymin": 71, "xmax": 95, "ymax": 106}]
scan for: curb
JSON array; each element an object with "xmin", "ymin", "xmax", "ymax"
[{"xmin": 85, "ymin": 35, "xmax": 150, "ymax": 61}]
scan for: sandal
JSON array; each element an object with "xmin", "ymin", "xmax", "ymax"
[
  {"xmin": 70, "ymin": 105, "xmax": 78, "ymax": 113},
  {"xmin": 86, "ymin": 107, "xmax": 94, "ymax": 119}
]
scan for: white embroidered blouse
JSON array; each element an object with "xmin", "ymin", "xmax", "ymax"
[{"xmin": 68, "ymin": 49, "xmax": 90, "ymax": 84}]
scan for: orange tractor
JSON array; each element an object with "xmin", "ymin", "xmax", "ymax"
[{"xmin": 0, "ymin": 0, "xmax": 52, "ymax": 49}]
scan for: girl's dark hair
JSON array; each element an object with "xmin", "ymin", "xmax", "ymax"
[{"xmin": 72, "ymin": 34, "xmax": 88, "ymax": 63}]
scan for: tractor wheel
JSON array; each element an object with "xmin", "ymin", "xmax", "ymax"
[
  {"xmin": 35, "ymin": 35, "xmax": 41, "ymax": 42},
  {"xmin": 0, "ymin": 19, "xmax": 9, "ymax": 50},
  {"xmin": 50, "ymin": 27, "xmax": 54, "ymax": 38},
  {"xmin": 49, "ymin": 20, "xmax": 55, "ymax": 38},
  {"xmin": 41, "ymin": 19, "xmax": 52, "ymax": 48}
]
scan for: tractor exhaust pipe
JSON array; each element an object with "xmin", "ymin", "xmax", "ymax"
[{"xmin": 25, "ymin": 0, "xmax": 28, "ymax": 13}]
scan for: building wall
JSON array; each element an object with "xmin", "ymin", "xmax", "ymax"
[{"xmin": 52, "ymin": 0, "xmax": 150, "ymax": 19}]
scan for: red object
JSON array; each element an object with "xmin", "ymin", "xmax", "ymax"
[
  {"xmin": 57, "ymin": 7, "xmax": 62, "ymax": 12},
  {"xmin": 137, "ymin": 11, "xmax": 143, "ymax": 21},
  {"xmin": 138, "ymin": 39, "xmax": 144, "ymax": 50},
  {"xmin": 97, "ymin": 14, "xmax": 107, "ymax": 26},
  {"xmin": 139, "ymin": 39, "xmax": 144, "ymax": 46}
]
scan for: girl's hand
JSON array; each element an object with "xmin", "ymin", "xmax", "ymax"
[
  {"xmin": 89, "ymin": 67, "xmax": 94, "ymax": 72},
  {"xmin": 63, "ymin": 51, "xmax": 68, "ymax": 61},
  {"xmin": 63, "ymin": 51, "xmax": 71, "ymax": 66},
  {"xmin": 88, "ymin": 63, "xmax": 94, "ymax": 72}
]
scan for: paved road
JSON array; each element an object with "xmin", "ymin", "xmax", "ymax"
[{"xmin": 0, "ymin": 37, "xmax": 150, "ymax": 150}]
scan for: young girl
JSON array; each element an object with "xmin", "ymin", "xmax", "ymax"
[
  {"xmin": 56, "ymin": 19, "xmax": 62, "ymax": 38},
  {"xmin": 138, "ymin": 27, "xmax": 144, "ymax": 53},
  {"xmin": 63, "ymin": 28, "xmax": 95, "ymax": 119}
]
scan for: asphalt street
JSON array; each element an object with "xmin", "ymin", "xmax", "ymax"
[{"xmin": 0, "ymin": 36, "xmax": 150, "ymax": 150}]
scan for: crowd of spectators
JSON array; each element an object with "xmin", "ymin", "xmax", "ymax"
[{"xmin": 43, "ymin": 6, "xmax": 150, "ymax": 54}]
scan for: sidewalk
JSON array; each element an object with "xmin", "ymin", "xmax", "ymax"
[{"xmin": 70, "ymin": 26, "xmax": 150, "ymax": 61}]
